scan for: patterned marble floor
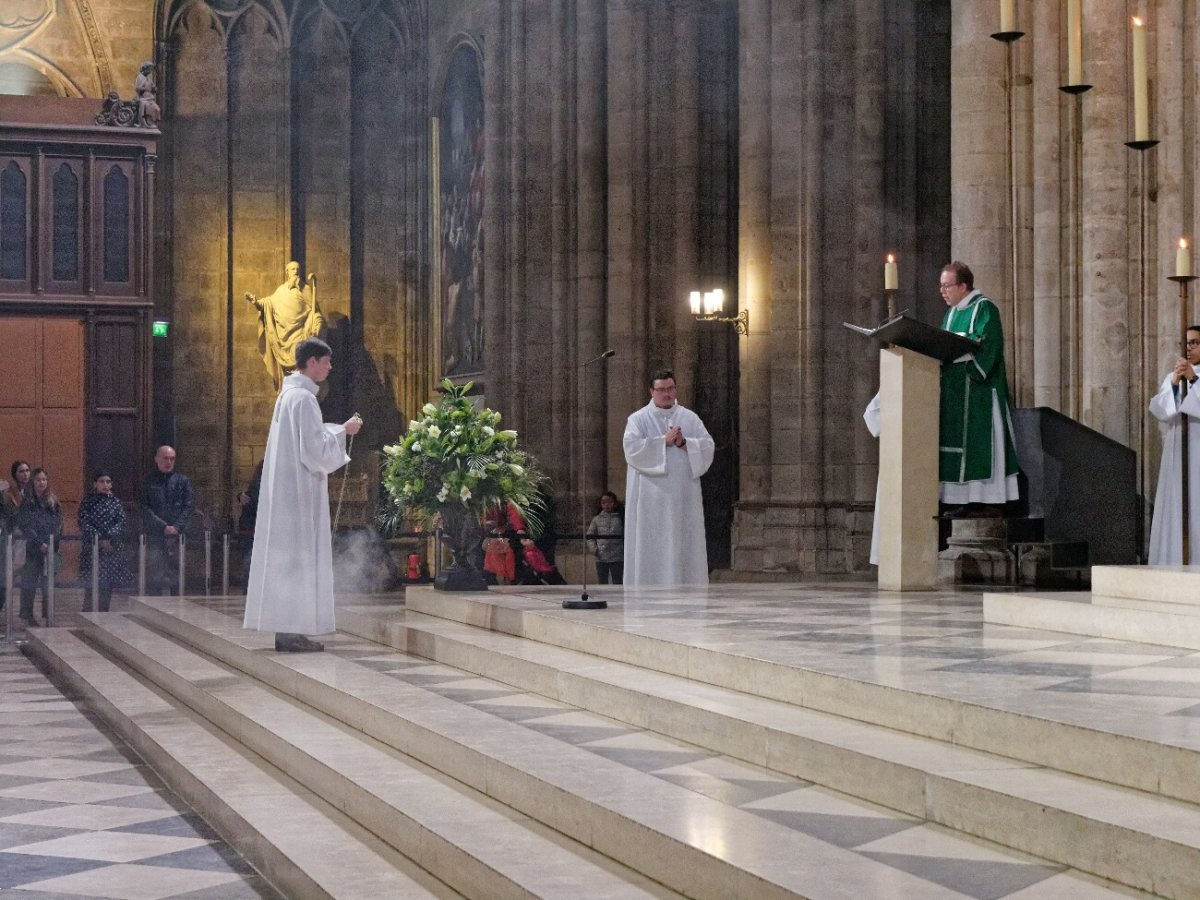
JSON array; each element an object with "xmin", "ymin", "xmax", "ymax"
[
  {"xmin": 187, "ymin": 590, "xmax": 1144, "ymax": 899},
  {"xmin": 2, "ymin": 581, "xmax": 1168, "ymax": 898},
  {"xmin": 0, "ymin": 642, "xmax": 280, "ymax": 899},
  {"xmin": 470, "ymin": 581, "xmax": 1200, "ymax": 751}
]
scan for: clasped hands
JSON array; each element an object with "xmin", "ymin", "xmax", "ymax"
[
  {"xmin": 665, "ymin": 426, "xmax": 687, "ymax": 449},
  {"xmin": 1172, "ymin": 358, "xmax": 1197, "ymax": 386}
]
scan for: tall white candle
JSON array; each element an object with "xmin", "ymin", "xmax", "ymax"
[
  {"xmin": 1178, "ymin": 239, "xmax": 1193, "ymax": 279},
  {"xmin": 1067, "ymin": 0, "xmax": 1082, "ymax": 85},
  {"xmin": 1000, "ymin": 0, "xmax": 1015, "ymax": 33},
  {"xmin": 1132, "ymin": 17, "xmax": 1149, "ymax": 142},
  {"xmin": 884, "ymin": 255, "xmax": 898, "ymax": 291}
]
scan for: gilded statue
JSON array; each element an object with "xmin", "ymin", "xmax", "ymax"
[{"xmin": 245, "ymin": 260, "xmax": 326, "ymax": 389}]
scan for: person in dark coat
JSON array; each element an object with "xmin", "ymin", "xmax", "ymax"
[
  {"xmin": 0, "ymin": 459, "xmax": 31, "ymax": 614},
  {"xmin": 79, "ymin": 471, "xmax": 131, "ymax": 612},
  {"xmin": 17, "ymin": 468, "xmax": 62, "ymax": 626},
  {"xmin": 138, "ymin": 446, "xmax": 193, "ymax": 595}
]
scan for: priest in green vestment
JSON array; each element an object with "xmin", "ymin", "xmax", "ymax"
[{"xmin": 937, "ymin": 262, "xmax": 1020, "ymax": 512}]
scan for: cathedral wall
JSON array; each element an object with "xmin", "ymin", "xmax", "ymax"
[
  {"xmin": 732, "ymin": 1, "xmax": 952, "ymax": 573},
  {"xmin": 951, "ymin": 0, "xmax": 1200, "ymax": 545}
]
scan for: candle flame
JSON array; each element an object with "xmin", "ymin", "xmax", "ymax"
[
  {"xmin": 886, "ymin": 254, "xmax": 894, "ymax": 264},
  {"xmin": 1182, "ymin": 238, "xmax": 1190, "ymax": 250},
  {"xmin": 1132, "ymin": 16, "xmax": 1143, "ymax": 26}
]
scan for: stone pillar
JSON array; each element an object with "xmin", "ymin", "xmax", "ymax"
[
  {"xmin": 950, "ymin": 2, "xmax": 1011, "ymax": 322},
  {"xmin": 605, "ymin": 0, "xmax": 651, "ymax": 480},
  {"xmin": 1080, "ymin": 0, "xmax": 1133, "ymax": 446},
  {"xmin": 576, "ymin": 1, "xmax": 609, "ymax": 513},
  {"xmin": 1030, "ymin": 0, "xmax": 1066, "ymax": 412},
  {"xmin": 736, "ymin": 0, "xmax": 772, "ymax": 527}
]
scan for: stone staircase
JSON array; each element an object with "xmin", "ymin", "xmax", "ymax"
[
  {"xmin": 986, "ymin": 564, "xmax": 1200, "ymax": 650},
  {"xmin": 24, "ymin": 586, "xmax": 1198, "ymax": 897}
]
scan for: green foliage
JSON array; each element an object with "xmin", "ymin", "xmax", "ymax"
[{"xmin": 380, "ymin": 379, "xmax": 549, "ymax": 532}]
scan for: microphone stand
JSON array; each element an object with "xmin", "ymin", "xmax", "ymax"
[{"xmin": 563, "ymin": 350, "xmax": 615, "ymax": 610}]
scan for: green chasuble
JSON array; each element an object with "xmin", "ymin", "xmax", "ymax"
[{"xmin": 939, "ymin": 293, "xmax": 1019, "ymax": 483}]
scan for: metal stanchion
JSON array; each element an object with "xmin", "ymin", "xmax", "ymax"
[
  {"xmin": 222, "ymin": 533, "xmax": 230, "ymax": 597},
  {"xmin": 4, "ymin": 534, "xmax": 14, "ymax": 642},
  {"xmin": 434, "ymin": 526, "xmax": 443, "ymax": 577},
  {"xmin": 204, "ymin": 530, "xmax": 212, "ymax": 595},
  {"xmin": 138, "ymin": 535, "xmax": 146, "ymax": 596},
  {"xmin": 90, "ymin": 534, "xmax": 100, "ymax": 613},
  {"xmin": 45, "ymin": 535, "xmax": 55, "ymax": 627},
  {"xmin": 177, "ymin": 534, "xmax": 186, "ymax": 597}
]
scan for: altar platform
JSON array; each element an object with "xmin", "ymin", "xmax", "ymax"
[{"xmin": 22, "ymin": 580, "xmax": 1200, "ymax": 898}]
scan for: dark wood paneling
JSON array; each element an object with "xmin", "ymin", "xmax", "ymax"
[{"xmin": 88, "ymin": 314, "xmax": 145, "ymax": 501}]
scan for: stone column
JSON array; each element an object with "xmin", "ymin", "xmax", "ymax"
[
  {"xmin": 573, "ymin": 2, "xmax": 609, "ymax": 513},
  {"xmin": 1030, "ymin": 0, "xmax": 1066, "ymax": 412},
  {"xmin": 605, "ymin": 0, "xmax": 650, "ymax": 478},
  {"xmin": 950, "ymin": 2, "xmax": 1011, "ymax": 320},
  {"xmin": 736, "ymin": 0, "xmax": 772, "ymax": 519},
  {"xmin": 1080, "ymin": 0, "xmax": 1132, "ymax": 446}
]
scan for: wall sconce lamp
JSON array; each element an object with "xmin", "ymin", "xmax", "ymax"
[{"xmin": 689, "ymin": 288, "xmax": 749, "ymax": 335}]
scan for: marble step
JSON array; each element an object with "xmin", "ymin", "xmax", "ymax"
[
  {"xmin": 24, "ymin": 626, "xmax": 459, "ymax": 900},
  {"xmin": 400, "ymin": 589, "xmax": 1200, "ymax": 809},
  {"xmin": 337, "ymin": 604, "xmax": 1200, "ymax": 899},
  {"xmin": 1091, "ymin": 565, "xmax": 1200, "ymax": 606},
  {"xmin": 984, "ymin": 590, "xmax": 1200, "ymax": 652},
  {"xmin": 121, "ymin": 598, "xmax": 1035, "ymax": 900},
  {"xmin": 76, "ymin": 612, "xmax": 682, "ymax": 900}
]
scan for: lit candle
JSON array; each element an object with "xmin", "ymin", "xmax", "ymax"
[
  {"xmin": 884, "ymin": 254, "xmax": 898, "ymax": 291},
  {"xmin": 1178, "ymin": 238, "xmax": 1193, "ymax": 279},
  {"xmin": 1000, "ymin": 0, "xmax": 1015, "ymax": 33},
  {"xmin": 1132, "ymin": 17, "xmax": 1149, "ymax": 142},
  {"xmin": 689, "ymin": 291, "xmax": 702, "ymax": 315},
  {"xmin": 1067, "ymin": 0, "xmax": 1082, "ymax": 85},
  {"xmin": 709, "ymin": 288, "xmax": 725, "ymax": 314}
]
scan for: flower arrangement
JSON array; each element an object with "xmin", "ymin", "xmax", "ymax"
[{"xmin": 380, "ymin": 379, "xmax": 548, "ymax": 533}]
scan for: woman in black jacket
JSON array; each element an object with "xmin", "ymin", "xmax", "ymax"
[{"xmin": 17, "ymin": 468, "xmax": 63, "ymax": 626}]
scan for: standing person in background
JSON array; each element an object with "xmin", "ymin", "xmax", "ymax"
[
  {"xmin": 1147, "ymin": 325, "xmax": 1200, "ymax": 564},
  {"xmin": 139, "ymin": 446, "xmax": 193, "ymax": 595},
  {"xmin": 623, "ymin": 369, "xmax": 714, "ymax": 586},
  {"xmin": 17, "ymin": 468, "xmax": 62, "ymax": 627},
  {"xmin": 586, "ymin": 491, "xmax": 624, "ymax": 584},
  {"xmin": 79, "ymin": 471, "xmax": 130, "ymax": 613},
  {"xmin": 937, "ymin": 262, "xmax": 1020, "ymax": 516},
  {"xmin": 0, "ymin": 460, "xmax": 32, "ymax": 614}
]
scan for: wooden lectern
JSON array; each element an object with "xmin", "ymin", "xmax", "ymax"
[{"xmin": 845, "ymin": 315, "xmax": 981, "ymax": 590}]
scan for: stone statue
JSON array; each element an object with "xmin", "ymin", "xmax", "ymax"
[
  {"xmin": 245, "ymin": 260, "xmax": 326, "ymax": 389},
  {"xmin": 136, "ymin": 61, "xmax": 160, "ymax": 128},
  {"xmin": 95, "ymin": 61, "xmax": 161, "ymax": 128}
]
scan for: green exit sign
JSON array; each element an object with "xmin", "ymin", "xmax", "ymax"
[{"xmin": 152, "ymin": 320, "xmax": 169, "ymax": 338}]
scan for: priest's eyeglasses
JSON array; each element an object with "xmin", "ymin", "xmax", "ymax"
[{"xmin": 1187, "ymin": 339, "xmax": 1200, "ymax": 348}]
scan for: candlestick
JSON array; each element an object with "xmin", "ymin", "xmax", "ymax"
[
  {"xmin": 884, "ymin": 254, "xmax": 898, "ymax": 291},
  {"xmin": 1179, "ymin": 238, "xmax": 1193, "ymax": 279},
  {"xmin": 1132, "ymin": 17, "xmax": 1149, "ymax": 143}
]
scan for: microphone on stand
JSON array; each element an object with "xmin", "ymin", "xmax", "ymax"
[{"xmin": 563, "ymin": 349, "xmax": 616, "ymax": 610}]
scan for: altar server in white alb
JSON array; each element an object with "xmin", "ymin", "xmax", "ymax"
[
  {"xmin": 623, "ymin": 369, "xmax": 714, "ymax": 585},
  {"xmin": 1148, "ymin": 326, "xmax": 1200, "ymax": 565},
  {"xmin": 244, "ymin": 338, "xmax": 362, "ymax": 652},
  {"xmin": 864, "ymin": 392, "xmax": 881, "ymax": 566}
]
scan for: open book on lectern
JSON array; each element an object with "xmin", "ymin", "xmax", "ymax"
[{"xmin": 843, "ymin": 312, "xmax": 981, "ymax": 364}]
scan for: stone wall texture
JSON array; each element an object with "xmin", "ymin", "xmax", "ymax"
[{"xmin": 9, "ymin": 0, "xmax": 1197, "ymax": 569}]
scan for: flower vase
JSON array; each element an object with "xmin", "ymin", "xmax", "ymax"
[{"xmin": 434, "ymin": 505, "xmax": 489, "ymax": 591}]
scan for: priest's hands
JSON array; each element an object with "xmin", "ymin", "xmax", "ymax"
[
  {"xmin": 665, "ymin": 426, "xmax": 686, "ymax": 448},
  {"xmin": 344, "ymin": 414, "xmax": 363, "ymax": 436},
  {"xmin": 1172, "ymin": 358, "xmax": 1197, "ymax": 386}
]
